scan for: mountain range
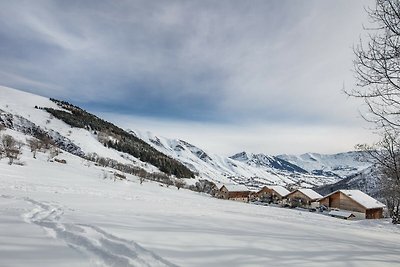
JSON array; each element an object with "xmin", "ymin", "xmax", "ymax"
[{"xmin": 0, "ymin": 85, "xmax": 374, "ymax": 191}]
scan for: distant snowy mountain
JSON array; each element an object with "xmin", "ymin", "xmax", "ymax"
[
  {"xmin": 230, "ymin": 152, "xmax": 308, "ymax": 174},
  {"xmin": 315, "ymin": 165, "xmax": 381, "ymax": 198},
  {"xmin": 130, "ymin": 130, "xmax": 342, "ymax": 188},
  {"xmin": 277, "ymin": 152, "xmax": 372, "ymax": 178}
]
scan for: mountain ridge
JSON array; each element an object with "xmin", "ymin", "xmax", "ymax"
[
  {"xmin": 277, "ymin": 151, "xmax": 371, "ymax": 178},
  {"xmin": 0, "ymin": 85, "xmax": 373, "ymax": 189},
  {"xmin": 129, "ymin": 129, "xmax": 364, "ymax": 188},
  {"xmin": 230, "ymin": 151, "xmax": 309, "ymax": 174}
]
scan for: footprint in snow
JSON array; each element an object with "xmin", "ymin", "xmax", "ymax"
[{"xmin": 22, "ymin": 197, "xmax": 177, "ymax": 267}]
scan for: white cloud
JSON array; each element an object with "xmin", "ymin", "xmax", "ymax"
[
  {"xmin": 99, "ymin": 112, "xmax": 377, "ymax": 156},
  {"xmin": 0, "ymin": 0, "xmax": 378, "ymax": 154}
]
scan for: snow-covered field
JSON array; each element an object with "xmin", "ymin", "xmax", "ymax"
[{"xmin": 1, "ymin": 137, "xmax": 399, "ymax": 267}]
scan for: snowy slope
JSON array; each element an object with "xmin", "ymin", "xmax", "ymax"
[
  {"xmin": 130, "ymin": 130, "xmax": 341, "ymax": 188},
  {"xmin": 1, "ymin": 128, "xmax": 400, "ymax": 267},
  {"xmin": 0, "ymin": 85, "xmax": 160, "ymax": 173},
  {"xmin": 278, "ymin": 151, "xmax": 372, "ymax": 178}
]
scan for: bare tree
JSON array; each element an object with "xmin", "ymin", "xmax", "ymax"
[
  {"xmin": 0, "ymin": 141, "xmax": 4, "ymax": 160},
  {"xmin": 1, "ymin": 135, "xmax": 22, "ymax": 165},
  {"xmin": 356, "ymin": 130, "xmax": 400, "ymax": 224},
  {"xmin": 348, "ymin": 0, "xmax": 400, "ymax": 224},
  {"xmin": 102, "ymin": 170, "xmax": 109, "ymax": 180},
  {"xmin": 27, "ymin": 138, "xmax": 43, "ymax": 158},
  {"xmin": 345, "ymin": 0, "xmax": 400, "ymax": 128},
  {"xmin": 47, "ymin": 146, "xmax": 60, "ymax": 161},
  {"xmin": 347, "ymin": 0, "xmax": 400, "ymax": 129}
]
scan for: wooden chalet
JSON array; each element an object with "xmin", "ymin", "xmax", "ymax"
[
  {"xmin": 256, "ymin": 185, "xmax": 290, "ymax": 204},
  {"xmin": 285, "ymin": 188, "xmax": 322, "ymax": 208},
  {"xmin": 217, "ymin": 184, "xmax": 250, "ymax": 203},
  {"xmin": 319, "ymin": 190, "xmax": 385, "ymax": 219}
]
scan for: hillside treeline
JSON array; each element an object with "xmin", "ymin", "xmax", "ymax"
[{"xmin": 44, "ymin": 99, "xmax": 195, "ymax": 178}]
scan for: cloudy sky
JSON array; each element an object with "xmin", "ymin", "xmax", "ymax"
[{"xmin": 0, "ymin": 0, "xmax": 377, "ymax": 156}]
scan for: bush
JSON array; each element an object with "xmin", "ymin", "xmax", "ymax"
[{"xmin": 174, "ymin": 178, "xmax": 186, "ymax": 190}]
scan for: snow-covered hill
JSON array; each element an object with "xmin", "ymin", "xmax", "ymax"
[
  {"xmin": 0, "ymin": 85, "xmax": 182, "ymax": 177},
  {"xmin": 277, "ymin": 152, "xmax": 372, "ymax": 178}
]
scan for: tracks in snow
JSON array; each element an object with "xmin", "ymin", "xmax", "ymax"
[{"xmin": 17, "ymin": 196, "xmax": 177, "ymax": 267}]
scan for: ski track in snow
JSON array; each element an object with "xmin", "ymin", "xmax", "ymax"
[{"xmin": 13, "ymin": 196, "xmax": 178, "ymax": 267}]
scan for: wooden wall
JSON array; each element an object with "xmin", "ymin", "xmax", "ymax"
[
  {"xmin": 319, "ymin": 192, "xmax": 365, "ymax": 213},
  {"xmin": 366, "ymin": 208, "xmax": 383, "ymax": 219},
  {"xmin": 319, "ymin": 191, "xmax": 383, "ymax": 219},
  {"xmin": 319, "ymin": 197, "xmax": 329, "ymax": 207},
  {"xmin": 286, "ymin": 191, "xmax": 312, "ymax": 208},
  {"xmin": 338, "ymin": 193, "xmax": 366, "ymax": 213}
]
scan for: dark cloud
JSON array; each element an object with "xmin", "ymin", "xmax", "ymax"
[{"xmin": 0, "ymin": 0, "xmax": 373, "ymax": 126}]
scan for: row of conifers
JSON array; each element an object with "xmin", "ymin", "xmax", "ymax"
[{"xmin": 215, "ymin": 184, "xmax": 385, "ymax": 220}]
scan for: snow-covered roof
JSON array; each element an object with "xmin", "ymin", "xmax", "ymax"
[
  {"xmin": 221, "ymin": 184, "xmax": 249, "ymax": 192},
  {"xmin": 339, "ymin": 190, "xmax": 385, "ymax": 209},
  {"xmin": 297, "ymin": 188, "xmax": 322, "ymax": 200},
  {"xmin": 329, "ymin": 210, "xmax": 355, "ymax": 218},
  {"xmin": 268, "ymin": 185, "xmax": 290, "ymax": 197}
]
